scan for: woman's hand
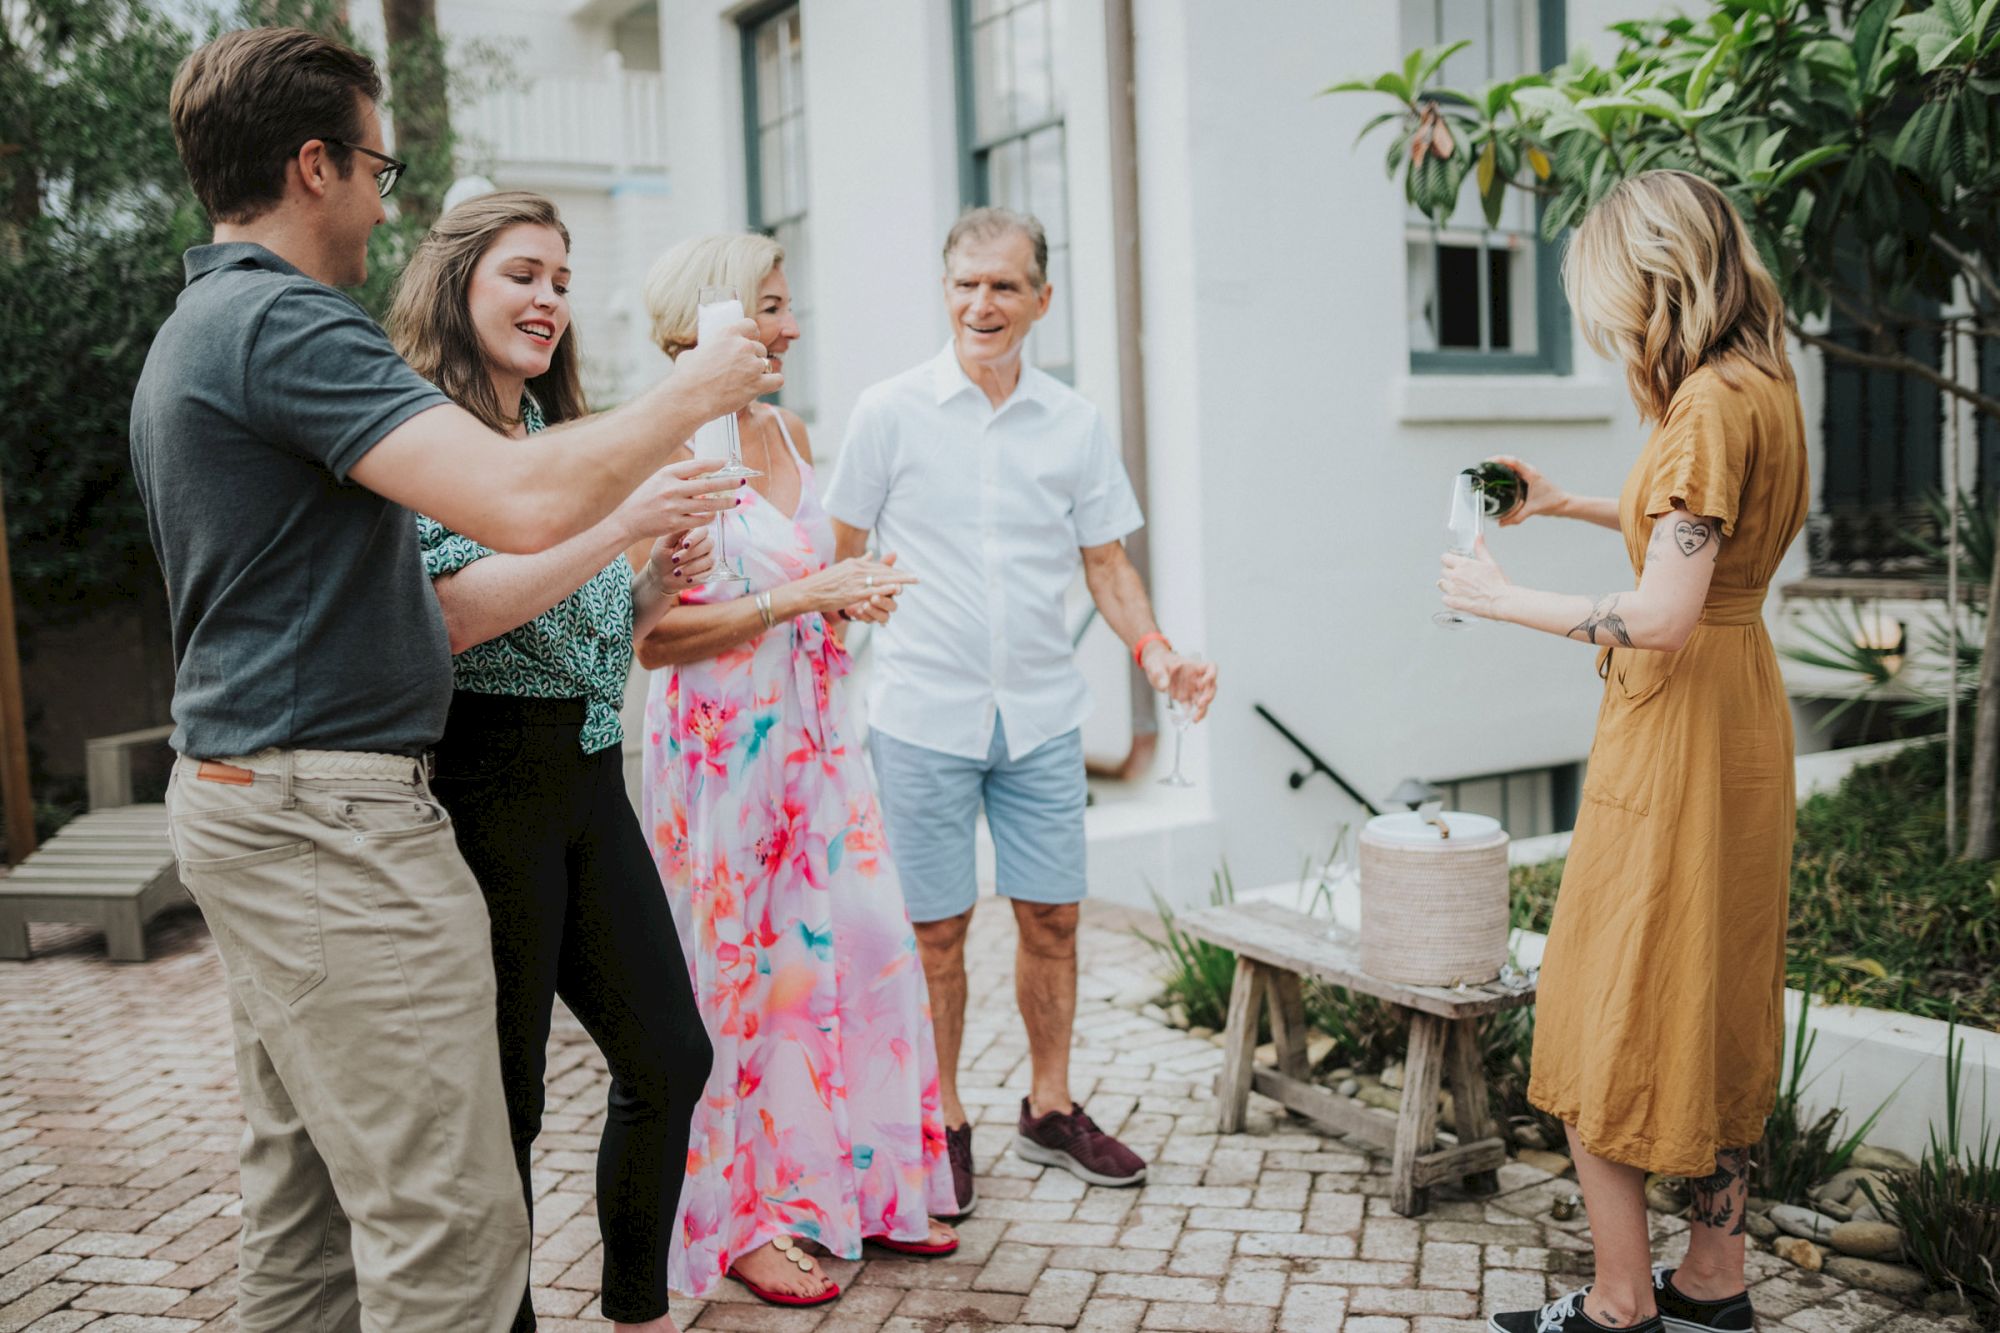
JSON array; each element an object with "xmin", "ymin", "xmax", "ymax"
[
  {"xmin": 1440, "ymin": 536, "xmax": 1513, "ymax": 621},
  {"xmin": 1487, "ymin": 454, "xmax": 1568, "ymax": 527},
  {"xmin": 799, "ymin": 556, "xmax": 917, "ymax": 617},
  {"xmin": 614, "ymin": 458, "xmax": 740, "ymax": 544},
  {"xmin": 646, "ymin": 527, "xmax": 715, "ymax": 590},
  {"xmin": 834, "ymin": 552, "xmax": 910, "ymax": 625},
  {"xmin": 1142, "ymin": 647, "xmax": 1218, "ymax": 722}
]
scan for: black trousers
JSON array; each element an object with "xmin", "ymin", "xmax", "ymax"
[{"xmin": 432, "ymin": 692, "xmax": 712, "ymax": 1329}]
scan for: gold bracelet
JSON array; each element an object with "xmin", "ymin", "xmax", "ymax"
[{"xmin": 756, "ymin": 591, "xmax": 775, "ymax": 629}]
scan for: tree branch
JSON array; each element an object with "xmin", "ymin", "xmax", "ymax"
[
  {"xmin": 1792, "ymin": 322, "xmax": 2000, "ymax": 422},
  {"xmin": 1931, "ymin": 233, "xmax": 2000, "ymax": 313}
]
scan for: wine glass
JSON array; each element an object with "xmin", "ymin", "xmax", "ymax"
[
  {"xmin": 1157, "ymin": 652, "xmax": 1203, "ymax": 788},
  {"xmin": 1432, "ymin": 471, "xmax": 1482, "ymax": 631},
  {"xmin": 694, "ymin": 285, "xmax": 763, "ymax": 484},
  {"xmin": 694, "ymin": 285, "xmax": 758, "ymax": 591}
]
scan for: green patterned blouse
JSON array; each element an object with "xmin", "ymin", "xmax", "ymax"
[{"xmin": 416, "ymin": 401, "xmax": 635, "ymax": 753}]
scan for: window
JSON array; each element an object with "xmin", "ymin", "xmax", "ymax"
[
  {"xmin": 1401, "ymin": 0, "xmax": 1569, "ymax": 375},
  {"xmin": 741, "ymin": 4, "xmax": 813, "ymax": 418},
  {"xmin": 1813, "ymin": 300, "xmax": 1944, "ymax": 574},
  {"xmin": 1434, "ymin": 761, "xmax": 1581, "ymax": 838},
  {"xmin": 953, "ymin": 0, "xmax": 1073, "ymax": 379}
]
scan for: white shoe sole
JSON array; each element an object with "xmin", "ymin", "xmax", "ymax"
[{"xmin": 1012, "ymin": 1134, "xmax": 1148, "ymax": 1187}]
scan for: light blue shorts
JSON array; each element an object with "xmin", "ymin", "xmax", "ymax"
[{"xmin": 867, "ymin": 716, "xmax": 1088, "ymax": 925}]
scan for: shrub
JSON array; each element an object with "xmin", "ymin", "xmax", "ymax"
[
  {"xmin": 1138, "ymin": 867, "xmax": 1243, "ymax": 1034},
  {"xmin": 1758, "ymin": 980, "xmax": 1893, "ymax": 1205},
  {"xmin": 1866, "ymin": 1028, "xmax": 2000, "ymax": 1313}
]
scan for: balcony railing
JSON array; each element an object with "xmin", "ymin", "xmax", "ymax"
[{"xmin": 458, "ymin": 55, "xmax": 667, "ymax": 176}]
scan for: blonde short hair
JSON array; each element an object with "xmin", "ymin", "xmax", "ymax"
[
  {"xmin": 1563, "ymin": 169, "xmax": 1792, "ymax": 422},
  {"xmin": 642, "ymin": 232, "xmax": 785, "ymax": 359}
]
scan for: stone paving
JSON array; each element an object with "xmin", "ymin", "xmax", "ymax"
[{"xmin": 0, "ymin": 900, "xmax": 1956, "ymax": 1332}]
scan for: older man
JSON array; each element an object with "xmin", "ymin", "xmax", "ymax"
[{"xmin": 825, "ymin": 207, "xmax": 1216, "ymax": 1214}]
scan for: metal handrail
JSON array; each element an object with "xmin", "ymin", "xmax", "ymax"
[{"xmin": 1252, "ymin": 702, "xmax": 1383, "ymax": 816}]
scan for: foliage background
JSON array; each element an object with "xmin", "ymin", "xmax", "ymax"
[{"xmin": 0, "ymin": 0, "xmax": 501, "ymax": 828}]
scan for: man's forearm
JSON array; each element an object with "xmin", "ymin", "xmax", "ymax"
[
  {"xmin": 1083, "ymin": 551, "xmax": 1161, "ymax": 651},
  {"xmin": 505, "ymin": 389, "xmax": 708, "ymax": 549}
]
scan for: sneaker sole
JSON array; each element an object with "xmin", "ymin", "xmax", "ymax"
[
  {"xmin": 1660, "ymin": 1317, "xmax": 1736, "ymax": 1333},
  {"xmin": 1012, "ymin": 1134, "xmax": 1148, "ymax": 1187}
]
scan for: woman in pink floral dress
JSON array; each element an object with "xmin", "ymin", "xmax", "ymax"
[{"xmin": 633, "ymin": 234, "xmax": 954, "ymax": 1308}]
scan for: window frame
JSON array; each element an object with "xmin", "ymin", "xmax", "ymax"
[
  {"xmin": 950, "ymin": 0, "xmax": 1075, "ymax": 382},
  {"xmin": 738, "ymin": 0, "xmax": 812, "ymax": 416},
  {"xmin": 1407, "ymin": 0, "xmax": 1571, "ymax": 377}
]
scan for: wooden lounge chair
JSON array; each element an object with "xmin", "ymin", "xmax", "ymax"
[{"xmin": 0, "ymin": 725, "xmax": 186, "ymax": 962}]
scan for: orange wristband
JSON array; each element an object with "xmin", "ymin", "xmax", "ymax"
[{"xmin": 1133, "ymin": 631, "xmax": 1172, "ymax": 668}]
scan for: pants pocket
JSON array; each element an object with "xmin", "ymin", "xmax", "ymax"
[{"xmin": 179, "ymin": 841, "xmax": 324, "ymax": 1004}]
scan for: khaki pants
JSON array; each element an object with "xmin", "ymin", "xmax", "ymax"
[{"xmin": 167, "ymin": 750, "xmax": 529, "ymax": 1332}]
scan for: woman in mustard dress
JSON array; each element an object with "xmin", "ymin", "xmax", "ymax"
[{"xmin": 1439, "ymin": 171, "xmax": 1808, "ymax": 1333}]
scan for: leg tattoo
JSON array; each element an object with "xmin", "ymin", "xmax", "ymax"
[{"xmin": 1688, "ymin": 1147, "xmax": 1751, "ymax": 1235}]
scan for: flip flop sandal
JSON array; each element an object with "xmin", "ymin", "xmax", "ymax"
[
  {"xmin": 726, "ymin": 1234, "xmax": 840, "ymax": 1307},
  {"xmin": 867, "ymin": 1230, "xmax": 960, "ymax": 1258}
]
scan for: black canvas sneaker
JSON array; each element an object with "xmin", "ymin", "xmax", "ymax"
[
  {"xmin": 1488, "ymin": 1287, "xmax": 1666, "ymax": 1333},
  {"xmin": 1652, "ymin": 1266, "xmax": 1755, "ymax": 1333}
]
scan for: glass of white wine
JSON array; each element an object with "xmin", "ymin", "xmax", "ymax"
[{"xmin": 1432, "ymin": 471, "xmax": 1482, "ymax": 631}]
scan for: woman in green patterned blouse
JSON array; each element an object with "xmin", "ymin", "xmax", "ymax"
[{"xmin": 386, "ymin": 191, "xmax": 741, "ymax": 1333}]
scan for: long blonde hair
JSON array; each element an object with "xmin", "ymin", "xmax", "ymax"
[
  {"xmin": 642, "ymin": 232, "xmax": 785, "ymax": 359},
  {"xmin": 387, "ymin": 191, "xmax": 588, "ymax": 431},
  {"xmin": 1563, "ymin": 170, "xmax": 1792, "ymax": 422}
]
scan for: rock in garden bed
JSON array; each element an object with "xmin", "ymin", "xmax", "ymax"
[
  {"xmin": 1772, "ymin": 1236, "xmax": 1824, "ymax": 1271},
  {"xmin": 1826, "ymin": 1219, "xmax": 1905, "ymax": 1262},
  {"xmin": 1822, "ymin": 1255, "xmax": 1927, "ymax": 1298},
  {"xmin": 1768, "ymin": 1203, "xmax": 1841, "ymax": 1242}
]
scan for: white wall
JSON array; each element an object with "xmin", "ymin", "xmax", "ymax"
[{"xmin": 432, "ymin": 0, "xmax": 1832, "ymax": 911}]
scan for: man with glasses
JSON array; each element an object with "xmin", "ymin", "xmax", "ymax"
[{"xmin": 131, "ymin": 26, "xmax": 774, "ymax": 1333}]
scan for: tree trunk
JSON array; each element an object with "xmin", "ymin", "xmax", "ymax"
[
  {"xmin": 382, "ymin": 0, "xmax": 451, "ymax": 232},
  {"xmin": 1965, "ymin": 548, "xmax": 2000, "ymax": 859}
]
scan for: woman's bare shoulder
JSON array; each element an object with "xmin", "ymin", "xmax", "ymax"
[{"xmin": 776, "ymin": 407, "xmax": 813, "ymax": 463}]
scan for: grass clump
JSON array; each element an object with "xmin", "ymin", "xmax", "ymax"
[{"xmin": 1866, "ymin": 1028, "xmax": 2000, "ymax": 1315}]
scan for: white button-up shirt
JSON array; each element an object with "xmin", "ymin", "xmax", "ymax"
[{"xmin": 823, "ymin": 344, "xmax": 1145, "ymax": 762}]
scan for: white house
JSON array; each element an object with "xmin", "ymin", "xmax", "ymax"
[{"xmin": 344, "ymin": 0, "xmax": 1983, "ymax": 908}]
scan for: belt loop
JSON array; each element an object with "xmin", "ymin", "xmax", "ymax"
[{"xmin": 279, "ymin": 749, "xmax": 296, "ymax": 811}]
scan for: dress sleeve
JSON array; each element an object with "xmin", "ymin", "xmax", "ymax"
[
  {"xmin": 1642, "ymin": 383, "xmax": 1742, "ymax": 536},
  {"xmin": 416, "ymin": 512, "xmax": 492, "ymax": 580}
]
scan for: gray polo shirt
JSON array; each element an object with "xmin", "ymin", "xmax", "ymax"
[{"xmin": 131, "ymin": 243, "xmax": 454, "ymax": 758}]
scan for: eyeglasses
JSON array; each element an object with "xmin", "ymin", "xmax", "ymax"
[{"xmin": 320, "ymin": 139, "xmax": 406, "ymax": 199}]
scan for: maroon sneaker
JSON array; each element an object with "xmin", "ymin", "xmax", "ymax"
[
  {"xmin": 943, "ymin": 1121, "xmax": 977, "ymax": 1218},
  {"xmin": 1014, "ymin": 1098, "xmax": 1147, "ymax": 1187}
]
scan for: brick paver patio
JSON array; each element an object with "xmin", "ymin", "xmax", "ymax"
[{"xmin": 0, "ymin": 899, "xmax": 1954, "ymax": 1332}]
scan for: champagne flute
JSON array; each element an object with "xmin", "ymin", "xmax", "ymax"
[
  {"xmin": 693, "ymin": 284, "xmax": 758, "ymax": 590},
  {"xmin": 1157, "ymin": 652, "xmax": 1203, "ymax": 787},
  {"xmin": 1433, "ymin": 471, "xmax": 1482, "ymax": 631},
  {"xmin": 694, "ymin": 285, "xmax": 763, "ymax": 483}
]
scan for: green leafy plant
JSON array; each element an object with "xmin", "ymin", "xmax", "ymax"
[
  {"xmin": 1759, "ymin": 978, "xmax": 1897, "ymax": 1204},
  {"xmin": 1865, "ymin": 1026, "xmax": 2000, "ymax": 1311},
  {"xmin": 1137, "ymin": 865, "xmax": 1244, "ymax": 1034}
]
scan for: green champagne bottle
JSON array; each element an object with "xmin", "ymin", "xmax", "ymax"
[{"xmin": 1463, "ymin": 461, "xmax": 1527, "ymax": 520}]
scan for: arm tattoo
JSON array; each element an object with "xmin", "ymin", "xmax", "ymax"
[
  {"xmin": 1688, "ymin": 1147, "xmax": 1752, "ymax": 1235},
  {"xmin": 1568, "ymin": 594, "xmax": 1634, "ymax": 647},
  {"xmin": 1649, "ymin": 515, "xmax": 1722, "ymax": 561}
]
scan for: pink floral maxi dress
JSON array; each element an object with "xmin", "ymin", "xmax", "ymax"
[{"xmin": 643, "ymin": 416, "xmax": 952, "ymax": 1296}]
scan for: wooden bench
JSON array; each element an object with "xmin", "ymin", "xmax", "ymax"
[
  {"xmin": 0, "ymin": 725, "xmax": 185, "ymax": 962},
  {"xmin": 1176, "ymin": 899, "xmax": 1537, "ymax": 1217}
]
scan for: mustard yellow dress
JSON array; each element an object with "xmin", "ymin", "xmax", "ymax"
[{"xmin": 1527, "ymin": 363, "xmax": 1810, "ymax": 1177}]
